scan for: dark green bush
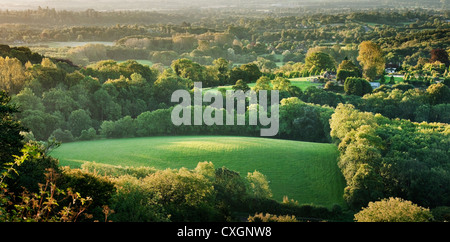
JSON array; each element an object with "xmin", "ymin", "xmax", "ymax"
[
  {"xmin": 7, "ymin": 141, "xmax": 60, "ymax": 194},
  {"xmin": 58, "ymin": 167, "xmax": 116, "ymax": 221}
]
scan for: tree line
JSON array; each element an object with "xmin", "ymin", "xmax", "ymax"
[
  {"xmin": 2, "ymin": 42, "xmax": 449, "ymax": 144},
  {"xmin": 330, "ymin": 103, "xmax": 450, "ymax": 210}
]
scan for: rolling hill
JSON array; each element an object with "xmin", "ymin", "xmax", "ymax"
[{"xmin": 51, "ymin": 135, "xmax": 345, "ymax": 207}]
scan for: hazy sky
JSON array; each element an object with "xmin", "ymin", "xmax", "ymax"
[
  {"xmin": 0, "ymin": 0, "xmax": 299, "ymax": 11},
  {"xmin": 0, "ymin": 0, "xmax": 443, "ymax": 11},
  {"xmin": 7, "ymin": 0, "xmax": 249, "ymax": 11}
]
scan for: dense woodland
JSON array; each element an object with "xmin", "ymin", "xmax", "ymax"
[{"xmin": 1, "ymin": 6, "xmax": 450, "ymax": 222}]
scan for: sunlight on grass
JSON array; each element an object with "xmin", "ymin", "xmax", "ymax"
[{"xmin": 51, "ymin": 136, "xmax": 345, "ymax": 207}]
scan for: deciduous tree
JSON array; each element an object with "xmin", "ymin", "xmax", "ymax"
[
  {"xmin": 354, "ymin": 197, "xmax": 433, "ymax": 222},
  {"xmin": 304, "ymin": 51, "xmax": 336, "ymax": 73},
  {"xmin": 357, "ymin": 41, "xmax": 385, "ymax": 81}
]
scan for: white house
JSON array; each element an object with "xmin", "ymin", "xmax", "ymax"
[{"xmin": 370, "ymin": 82, "xmax": 381, "ymax": 89}]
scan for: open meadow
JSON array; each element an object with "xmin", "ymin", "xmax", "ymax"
[{"xmin": 51, "ymin": 135, "xmax": 345, "ymax": 207}]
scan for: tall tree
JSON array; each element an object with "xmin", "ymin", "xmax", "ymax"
[
  {"xmin": 344, "ymin": 77, "xmax": 373, "ymax": 96},
  {"xmin": 253, "ymin": 76, "xmax": 272, "ymax": 93},
  {"xmin": 68, "ymin": 109, "xmax": 93, "ymax": 138},
  {"xmin": 212, "ymin": 58, "xmax": 231, "ymax": 85},
  {"xmin": 232, "ymin": 79, "xmax": 250, "ymax": 92},
  {"xmin": 0, "ymin": 91, "xmax": 26, "ymax": 168},
  {"xmin": 357, "ymin": 41, "xmax": 385, "ymax": 81},
  {"xmin": 430, "ymin": 49, "xmax": 450, "ymax": 67},
  {"xmin": 427, "ymin": 83, "xmax": 450, "ymax": 105},
  {"xmin": 229, "ymin": 63, "xmax": 262, "ymax": 84},
  {"xmin": 171, "ymin": 58, "xmax": 206, "ymax": 86},
  {"xmin": 336, "ymin": 59, "xmax": 361, "ymax": 83},
  {"xmin": 304, "ymin": 51, "xmax": 336, "ymax": 73},
  {"xmin": 153, "ymin": 69, "xmax": 190, "ymax": 105},
  {"xmin": 0, "ymin": 57, "xmax": 27, "ymax": 94}
]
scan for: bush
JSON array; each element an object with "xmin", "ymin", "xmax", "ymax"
[
  {"xmin": 0, "ymin": 142, "xmax": 94, "ymax": 222},
  {"xmin": 245, "ymin": 196, "xmax": 337, "ymax": 221},
  {"xmin": 443, "ymin": 77, "xmax": 450, "ymax": 87},
  {"xmin": 324, "ymin": 81, "xmax": 344, "ymax": 93},
  {"xmin": 354, "ymin": 197, "xmax": 433, "ymax": 222},
  {"xmin": 58, "ymin": 167, "xmax": 116, "ymax": 221},
  {"xmin": 1, "ymin": 168, "xmax": 94, "ymax": 222},
  {"xmin": 246, "ymin": 171, "xmax": 272, "ymax": 199},
  {"xmin": 392, "ymin": 83, "xmax": 414, "ymax": 91},
  {"xmin": 427, "ymin": 83, "xmax": 450, "ymax": 105},
  {"xmin": 79, "ymin": 127, "xmax": 97, "ymax": 140},
  {"xmin": 81, "ymin": 161, "xmax": 157, "ymax": 179},
  {"xmin": 100, "ymin": 116, "xmax": 136, "ymax": 138},
  {"xmin": 49, "ymin": 129, "xmax": 74, "ymax": 143},
  {"xmin": 431, "ymin": 206, "xmax": 450, "ymax": 222},
  {"xmin": 7, "ymin": 141, "xmax": 60, "ymax": 194},
  {"xmin": 141, "ymin": 167, "xmax": 219, "ymax": 222},
  {"xmin": 344, "ymin": 77, "xmax": 372, "ymax": 96},
  {"xmin": 336, "ymin": 69, "xmax": 359, "ymax": 83},
  {"xmin": 248, "ymin": 213, "xmax": 298, "ymax": 222},
  {"xmin": 109, "ymin": 175, "xmax": 170, "ymax": 222}
]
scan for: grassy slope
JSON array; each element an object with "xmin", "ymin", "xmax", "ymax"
[
  {"xmin": 203, "ymin": 77, "xmax": 323, "ymax": 93},
  {"xmin": 51, "ymin": 136, "xmax": 345, "ymax": 207}
]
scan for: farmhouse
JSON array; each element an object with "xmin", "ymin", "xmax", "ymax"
[{"xmin": 385, "ymin": 67, "xmax": 397, "ymax": 73}]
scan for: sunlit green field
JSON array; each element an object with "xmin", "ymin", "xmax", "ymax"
[
  {"xmin": 203, "ymin": 77, "xmax": 323, "ymax": 93},
  {"xmin": 51, "ymin": 136, "xmax": 345, "ymax": 207}
]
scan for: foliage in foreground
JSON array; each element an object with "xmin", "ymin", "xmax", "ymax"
[
  {"xmin": 330, "ymin": 103, "xmax": 450, "ymax": 209},
  {"xmin": 354, "ymin": 197, "xmax": 433, "ymax": 222},
  {"xmin": 101, "ymin": 161, "xmax": 343, "ymax": 222},
  {"xmin": 0, "ymin": 145, "xmax": 95, "ymax": 222},
  {"xmin": 248, "ymin": 213, "xmax": 299, "ymax": 222}
]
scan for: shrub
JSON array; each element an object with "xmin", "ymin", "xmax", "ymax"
[
  {"xmin": 427, "ymin": 83, "xmax": 450, "ymax": 105},
  {"xmin": 109, "ymin": 175, "xmax": 170, "ymax": 222},
  {"xmin": 7, "ymin": 141, "xmax": 60, "ymax": 194},
  {"xmin": 344, "ymin": 77, "xmax": 372, "ymax": 96},
  {"xmin": 49, "ymin": 128, "xmax": 74, "ymax": 143},
  {"xmin": 324, "ymin": 81, "xmax": 344, "ymax": 93},
  {"xmin": 141, "ymin": 167, "xmax": 219, "ymax": 222},
  {"xmin": 81, "ymin": 161, "xmax": 156, "ymax": 179},
  {"xmin": 79, "ymin": 127, "xmax": 97, "ymax": 140},
  {"xmin": 58, "ymin": 167, "xmax": 116, "ymax": 221},
  {"xmin": 1, "ymin": 168, "xmax": 94, "ymax": 222},
  {"xmin": 214, "ymin": 167, "xmax": 248, "ymax": 211},
  {"xmin": 245, "ymin": 196, "xmax": 336, "ymax": 221},
  {"xmin": 392, "ymin": 83, "xmax": 414, "ymax": 91},
  {"xmin": 1, "ymin": 148, "xmax": 93, "ymax": 222},
  {"xmin": 248, "ymin": 213, "xmax": 298, "ymax": 222},
  {"xmin": 354, "ymin": 197, "xmax": 434, "ymax": 222},
  {"xmin": 431, "ymin": 206, "xmax": 450, "ymax": 222},
  {"xmin": 337, "ymin": 69, "xmax": 359, "ymax": 83},
  {"xmin": 100, "ymin": 115, "xmax": 137, "ymax": 138},
  {"xmin": 246, "ymin": 171, "xmax": 272, "ymax": 199}
]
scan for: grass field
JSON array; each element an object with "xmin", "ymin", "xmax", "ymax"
[
  {"xmin": 203, "ymin": 77, "xmax": 323, "ymax": 93},
  {"xmin": 51, "ymin": 136, "xmax": 345, "ymax": 207},
  {"xmin": 289, "ymin": 77, "xmax": 324, "ymax": 89},
  {"xmin": 376, "ymin": 75, "xmax": 404, "ymax": 84}
]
